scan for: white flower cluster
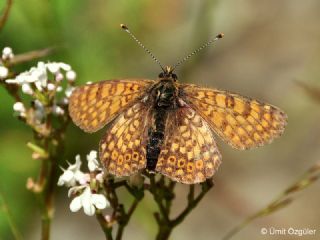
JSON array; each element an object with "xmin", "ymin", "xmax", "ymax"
[
  {"xmin": 6, "ymin": 60, "xmax": 76, "ymax": 119},
  {"xmin": 0, "ymin": 47, "xmax": 14, "ymax": 79},
  {"xmin": 58, "ymin": 151, "xmax": 109, "ymax": 216},
  {"xmin": 6, "ymin": 61, "xmax": 75, "ymax": 94}
]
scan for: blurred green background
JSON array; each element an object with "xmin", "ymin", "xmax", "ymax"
[{"xmin": 1, "ymin": 0, "xmax": 320, "ymax": 239}]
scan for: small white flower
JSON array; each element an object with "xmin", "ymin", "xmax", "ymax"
[
  {"xmin": 59, "ymin": 63, "xmax": 71, "ymax": 71},
  {"xmin": 66, "ymin": 70, "xmax": 76, "ymax": 81},
  {"xmin": 56, "ymin": 86, "xmax": 63, "ymax": 92},
  {"xmin": 55, "ymin": 72, "xmax": 64, "ymax": 82},
  {"xmin": 61, "ymin": 97, "xmax": 69, "ymax": 105},
  {"xmin": 46, "ymin": 62, "xmax": 60, "ymax": 74},
  {"xmin": 95, "ymin": 172, "xmax": 104, "ymax": 183},
  {"xmin": 0, "ymin": 65, "xmax": 8, "ymax": 78},
  {"xmin": 47, "ymin": 83, "xmax": 56, "ymax": 91},
  {"xmin": 13, "ymin": 102, "xmax": 26, "ymax": 117},
  {"xmin": 6, "ymin": 72, "xmax": 32, "ymax": 84},
  {"xmin": 6, "ymin": 62, "xmax": 48, "ymax": 91},
  {"xmin": 2, "ymin": 47, "xmax": 14, "ymax": 60},
  {"xmin": 58, "ymin": 155, "xmax": 87, "ymax": 187},
  {"xmin": 21, "ymin": 83, "xmax": 34, "ymax": 95},
  {"xmin": 46, "ymin": 62, "xmax": 71, "ymax": 74},
  {"xmin": 87, "ymin": 150, "xmax": 100, "ymax": 172},
  {"xmin": 65, "ymin": 86, "xmax": 74, "ymax": 98},
  {"xmin": 33, "ymin": 62, "xmax": 48, "ymax": 90},
  {"xmin": 69, "ymin": 186, "xmax": 109, "ymax": 216},
  {"xmin": 52, "ymin": 105, "xmax": 65, "ymax": 115}
]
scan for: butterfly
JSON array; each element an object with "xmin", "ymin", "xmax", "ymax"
[{"xmin": 68, "ymin": 25, "xmax": 287, "ymax": 184}]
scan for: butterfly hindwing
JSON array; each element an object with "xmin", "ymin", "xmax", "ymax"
[
  {"xmin": 69, "ymin": 79, "xmax": 153, "ymax": 133},
  {"xmin": 99, "ymin": 102, "xmax": 152, "ymax": 176},
  {"xmin": 155, "ymin": 106, "xmax": 221, "ymax": 184},
  {"xmin": 181, "ymin": 84, "xmax": 287, "ymax": 150}
]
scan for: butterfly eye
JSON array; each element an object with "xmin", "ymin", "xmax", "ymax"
[
  {"xmin": 172, "ymin": 73, "xmax": 178, "ymax": 81},
  {"xmin": 158, "ymin": 72, "xmax": 164, "ymax": 78}
]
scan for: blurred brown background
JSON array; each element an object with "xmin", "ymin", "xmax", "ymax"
[{"xmin": 1, "ymin": 0, "xmax": 320, "ymax": 239}]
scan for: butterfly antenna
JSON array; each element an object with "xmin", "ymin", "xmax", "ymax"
[
  {"xmin": 121, "ymin": 24, "xmax": 165, "ymax": 72},
  {"xmin": 172, "ymin": 33, "xmax": 224, "ymax": 71}
]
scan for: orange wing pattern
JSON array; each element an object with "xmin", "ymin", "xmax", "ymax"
[
  {"xmin": 69, "ymin": 79, "xmax": 153, "ymax": 133},
  {"xmin": 99, "ymin": 103, "xmax": 152, "ymax": 176},
  {"xmin": 181, "ymin": 84, "xmax": 287, "ymax": 150},
  {"xmin": 156, "ymin": 106, "xmax": 221, "ymax": 184}
]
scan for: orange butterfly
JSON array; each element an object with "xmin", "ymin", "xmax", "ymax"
[{"xmin": 69, "ymin": 25, "xmax": 287, "ymax": 184}]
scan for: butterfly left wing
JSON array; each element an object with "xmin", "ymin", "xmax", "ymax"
[
  {"xmin": 155, "ymin": 106, "xmax": 221, "ymax": 184},
  {"xmin": 99, "ymin": 102, "xmax": 152, "ymax": 176},
  {"xmin": 69, "ymin": 79, "xmax": 153, "ymax": 133}
]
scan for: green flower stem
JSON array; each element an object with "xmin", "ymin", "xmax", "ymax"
[
  {"xmin": 26, "ymin": 102, "xmax": 69, "ymax": 240},
  {"xmin": 0, "ymin": 0, "xmax": 13, "ymax": 31},
  {"xmin": 97, "ymin": 179, "xmax": 144, "ymax": 240},
  {"xmin": 97, "ymin": 175, "xmax": 213, "ymax": 240},
  {"xmin": 96, "ymin": 212, "xmax": 113, "ymax": 240},
  {"xmin": 148, "ymin": 176, "xmax": 213, "ymax": 240},
  {"xmin": 0, "ymin": 189, "xmax": 23, "ymax": 240}
]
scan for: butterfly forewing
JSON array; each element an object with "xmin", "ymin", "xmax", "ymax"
[
  {"xmin": 181, "ymin": 84, "xmax": 287, "ymax": 150},
  {"xmin": 99, "ymin": 102, "xmax": 152, "ymax": 176},
  {"xmin": 156, "ymin": 106, "xmax": 221, "ymax": 184},
  {"xmin": 69, "ymin": 79, "xmax": 153, "ymax": 133}
]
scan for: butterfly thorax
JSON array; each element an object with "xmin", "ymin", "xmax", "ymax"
[{"xmin": 151, "ymin": 78, "xmax": 178, "ymax": 108}]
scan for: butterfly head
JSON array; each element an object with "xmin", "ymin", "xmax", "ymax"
[{"xmin": 158, "ymin": 66, "xmax": 178, "ymax": 81}]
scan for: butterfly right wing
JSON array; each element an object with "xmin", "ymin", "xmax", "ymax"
[
  {"xmin": 181, "ymin": 84, "xmax": 287, "ymax": 150},
  {"xmin": 69, "ymin": 79, "xmax": 154, "ymax": 133},
  {"xmin": 99, "ymin": 102, "xmax": 152, "ymax": 176}
]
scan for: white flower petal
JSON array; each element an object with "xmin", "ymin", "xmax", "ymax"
[
  {"xmin": 0, "ymin": 66, "xmax": 8, "ymax": 78},
  {"xmin": 87, "ymin": 151, "xmax": 100, "ymax": 172},
  {"xmin": 59, "ymin": 63, "xmax": 71, "ymax": 71},
  {"xmin": 75, "ymin": 172, "xmax": 89, "ymax": 185},
  {"xmin": 56, "ymin": 86, "xmax": 63, "ymax": 92},
  {"xmin": 52, "ymin": 105, "xmax": 65, "ymax": 115},
  {"xmin": 2, "ymin": 47, "xmax": 14, "ymax": 60},
  {"xmin": 66, "ymin": 70, "xmax": 76, "ymax": 81},
  {"xmin": 87, "ymin": 151, "xmax": 97, "ymax": 161},
  {"xmin": 46, "ymin": 62, "xmax": 60, "ymax": 74},
  {"xmin": 57, "ymin": 170, "xmax": 76, "ymax": 187},
  {"xmin": 83, "ymin": 203, "xmax": 95, "ymax": 216},
  {"xmin": 95, "ymin": 173, "xmax": 104, "ymax": 183},
  {"xmin": 92, "ymin": 194, "xmax": 109, "ymax": 209},
  {"xmin": 81, "ymin": 187, "xmax": 95, "ymax": 216},
  {"xmin": 55, "ymin": 72, "xmax": 64, "ymax": 82},
  {"xmin": 47, "ymin": 83, "xmax": 55, "ymax": 91},
  {"xmin": 5, "ymin": 78, "xmax": 19, "ymax": 84},
  {"xmin": 62, "ymin": 170, "xmax": 74, "ymax": 181},
  {"xmin": 71, "ymin": 155, "xmax": 82, "ymax": 169},
  {"xmin": 70, "ymin": 196, "xmax": 82, "ymax": 212},
  {"xmin": 88, "ymin": 160, "xmax": 99, "ymax": 172},
  {"xmin": 22, "ymin": 83, "xmax": 33, "ymax": 95},
  {"xmin": 34, "ymin": 80, "xmax": 43, "ymax": 91},
  {"xmin": 13, "ymin": 102, "xmax": 25, "ymax": 112},
  {"xmin": 65, "ymin": 87, "xmax": 74, "ymax": 98}
]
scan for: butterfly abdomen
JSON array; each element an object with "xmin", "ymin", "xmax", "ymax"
[
  {"xmin": 146, "ymin": 108, "xmax": 167, "ymax": 171},
  {"xmin": 146, "ymin": 79, "xmax": 177, "ymax": 171}
]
